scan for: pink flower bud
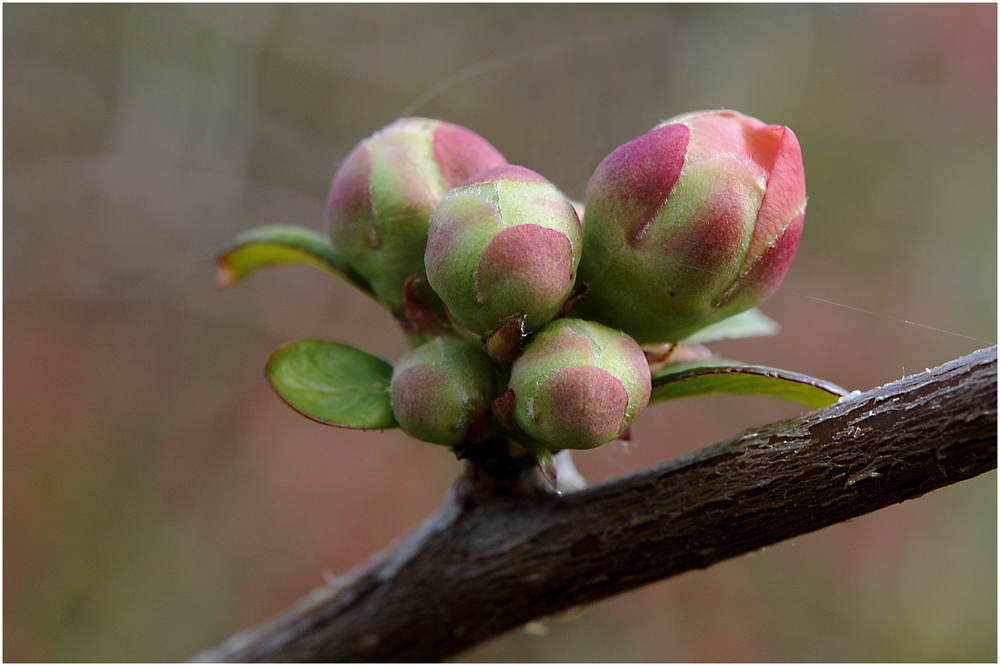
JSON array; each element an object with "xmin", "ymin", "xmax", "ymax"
[
  {"xmin": 425, "ymin": 165, "xmax": 583, "ymax": 337},
  {"xmin": 574, "ymin": 110, "xmax": 806, "ymax": 343},
  {"xmin": 325, "ymin": 118, "xmax": 506, "ymax": 312},
  {"xmin": 508, "ymin": 319, "xmax": 651, "ymax": 451},
  {"xmin": 390, "ymin": 337, "xmax": 497, "ymax": 446}
]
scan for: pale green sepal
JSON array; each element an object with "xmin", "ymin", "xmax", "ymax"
[{"xmin": 680, "ymin": 308, "xmax": 780, "ymax": 344}]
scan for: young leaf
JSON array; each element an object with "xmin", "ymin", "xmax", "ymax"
[
  {"xmin": 650, "ymin": 360, "xmax": 849, "ymax": 410},
  {"xmin": 215, "ymin": 225, "xmax": 373, "ymax": 297},
  {"xmin": 266, "ymin": 339, "xmax": 398, "ymax": 429},
  {"xmin": 680, "ymin": 308, "xmax": 780, "ymax": 344}
]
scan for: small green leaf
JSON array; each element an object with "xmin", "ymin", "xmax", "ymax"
[
  {"xmin": 650, "ymin": 360, "xmax": 849, "ymax": 410},
  {"xmin": 681, "ymin": 308, "xmax": 780, "ymax": 344},
  {"xmin": 266, "ymin": 339, "xmax": 398, "ymax": 429},
  {"xmin": 215, "ymin": 225, "xmax": 373, "ymax": 296}
]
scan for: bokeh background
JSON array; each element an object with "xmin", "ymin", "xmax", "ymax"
[{"xmin": 5, "ymin": 4, "xmax": 996, "ymax": 662}]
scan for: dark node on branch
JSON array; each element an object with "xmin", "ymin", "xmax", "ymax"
[{"xmin": 452, "ymin": 435, "xmax": 545, "ymax": 504}]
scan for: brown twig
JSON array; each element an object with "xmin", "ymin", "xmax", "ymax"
[{"xmin": 196, "ymin": 346, "xmax": 997, "ymax": 663}]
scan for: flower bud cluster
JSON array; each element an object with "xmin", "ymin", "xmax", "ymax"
[{"xmin": 327, "ymin": 111, "xmax": 806, "ymax": 453}]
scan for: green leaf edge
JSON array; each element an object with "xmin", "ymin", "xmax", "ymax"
[
  {"xmin": 650, "ymin": 360, "xmax": 849, "ymax": 410},
  {"xmin": 680, "ymin": 308, "xmax": 780, "ymax": 344},
  {"xmin": 265, "ymin": 338, "xmax": 399, "ymax": 430},
  {"xmin": 215, "ymin": 224, "xmax": 374, "ymax": 297}
]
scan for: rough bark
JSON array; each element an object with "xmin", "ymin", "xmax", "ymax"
[{"xmin": 197, "ymin": 345, "xmax": 997, "ymax": 663}]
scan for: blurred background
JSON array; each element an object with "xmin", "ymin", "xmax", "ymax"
[{"xmin": 4, "ymin": 4, "xmax": 996, "ymax": 661}]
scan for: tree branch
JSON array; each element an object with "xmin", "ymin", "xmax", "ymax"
[{"xmin": 197, "ymin": 345, "xmax": 997, "ymax": 663}]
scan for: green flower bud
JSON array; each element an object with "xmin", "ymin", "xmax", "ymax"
[
  {"xmin": 508, "ymin": 319, "xmax": 651, "ymax": 451},
  {"xmin": 425, "ymin": 165, "xmax": 583, "ymax": 337},
  {"xmin": 574, "ymin": 110, "xmax": 806, "ymax": 343},
  {"xmin": 325, "ymin": 118, "xmax": 507, "ymax": 312},
  {"xmin": 390, "ymin": 337, "xmax": 497, "ymax": 446}
]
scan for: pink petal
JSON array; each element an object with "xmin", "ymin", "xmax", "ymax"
[
  {"xmin": 588, "ymin": 123, "xmax": 689, "ymax": 243},
  {"xmin": 741, "ymin": 125, "xmax": 807, "ymax": 275},
  {"xmin": 326, "ymin": 143, "xmax": 373, "ymax": 225},
  {"xmin": 717, "ymin": 210, "xmax": 804, "ymax": 309},
  {"xmin": 432, "ymin": 122, "xmax": 507, "ymax": 188},
  {"xmin": 460, "ymin": 164, "xmax": 551, "ymax": 188},
  {"xmin": 476, "ymin": 224, "xmax": 574, "ymax": 309},
  {"xmin": 535, "ymin": 365, "xmax": 629, "ymax": 449}
]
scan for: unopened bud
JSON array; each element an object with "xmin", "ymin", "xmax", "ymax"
[
  {"xmin": 326, "ymin": 118, "xmax": 506, "ymax": 312},
  {"xmin": 507, "ymin": 319, "xmax": 651, "ymax": 451},
  {"xmin": 425, "ymin": 165, "xmax": 582, "ymax": 338},
  {"xmin": 390, "ymin": 337, "xmax": 497, "ymax": 446},
  {"xmin": 574, "ymin": 110, "xmax": 806, "ymax": 343}
]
